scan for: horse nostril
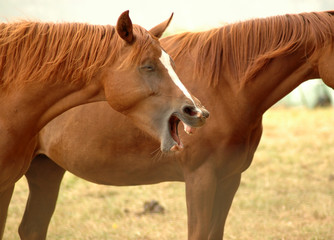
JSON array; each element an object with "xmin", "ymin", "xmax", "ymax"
[
  {"xmin": 203, "ymin": 109, "xmax": 210, "ymax": 118},
  {"xmin": 183, "ymin": 106, "xmax": 210, "ymax": 119},
  {"xmin": 183, "ymin": 106, "xmax": 197, "ymax": 116}
]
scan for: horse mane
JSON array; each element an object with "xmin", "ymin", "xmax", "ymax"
[
  {"xmin": 163, "ymin": 11, "xmax": 334, "ymax": 87},
  {"xmin": 0, "ymin": 21, "xmax": 154, "ymax": 89}
]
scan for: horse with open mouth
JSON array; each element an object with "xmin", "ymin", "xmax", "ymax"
[
  {"xmin": 0, "ymin": 11, "xmax": 208, "ymax": 239},
  {"xmin": 17, "ymin": 10, "xmax": 334, "ymax": 240}
]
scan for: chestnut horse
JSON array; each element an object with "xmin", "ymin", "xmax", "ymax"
[
  {"xmin": 0, "ymin": 11, "xmax": 209, "ymax": 239},
  {"xmin": 21, "ymin": 11, "xmax": 334, "ymax": 239}
]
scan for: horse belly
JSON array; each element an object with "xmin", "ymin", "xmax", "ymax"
[{"xmin": 45, "ymin": 149, "xmax": 184, "ymax": 186}]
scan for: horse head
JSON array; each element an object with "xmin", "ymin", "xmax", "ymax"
[{"xmin": 102, "ymin": 11, "xmax": 209, "ymax": 152}]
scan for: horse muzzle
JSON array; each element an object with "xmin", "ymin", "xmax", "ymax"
[
  {"xmin": 179, "ymin": 104, "xmax": 210, "ymax": 128},
  {"xmin": 162, "ymin": 104, "xmax": 209, "ymax": 152}
]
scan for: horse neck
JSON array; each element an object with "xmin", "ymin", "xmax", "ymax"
[
  {"xmin": 0, "ymin": 21, "xmax": 120, "ymax": 137},
  {"xmin": 183, "ymin": 49, "xmax": 318, "ymax": 128},
  {"xmin": 0, "ymin": 78, "xmax": 105, "ymax": 140},
  {"xmin": 239, "ymin": 51, "xmax": 319, "ymax": 115}
]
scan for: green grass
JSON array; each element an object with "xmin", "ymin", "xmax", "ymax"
[{"xmin": 5, "ymin": 108, "xmax": 334, "ymax": 239}]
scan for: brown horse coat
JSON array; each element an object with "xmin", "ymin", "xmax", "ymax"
[
  {"xmin": 0, "ymin": 11, "xmax": 209, "ymax": 239},
  {"xmin": 20, "ymin": 10, "xmax": 334, "ymax": 239}
]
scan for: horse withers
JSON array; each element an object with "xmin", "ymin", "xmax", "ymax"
[{"xmin": 0, "ymin": 11, "xmax": 209, "ymax": 239}]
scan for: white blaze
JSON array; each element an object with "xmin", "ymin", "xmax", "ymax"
[{"xmin": 159, "ymin": 50, "xmax": 199, "ymax": 109}]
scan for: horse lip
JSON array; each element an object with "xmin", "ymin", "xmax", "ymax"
[{"xmin": 176, "ymin": 111, "xmax": 207, "ymax": 128}]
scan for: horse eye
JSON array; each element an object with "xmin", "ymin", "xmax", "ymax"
[{"xmin": 140, "ymin": 65, "xmax": 155, "ymax": 72}]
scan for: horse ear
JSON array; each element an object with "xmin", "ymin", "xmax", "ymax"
[
  {"xmin": 116, "ymin": 10, "xmax": 134, "ymax": 44},
  {"xmin": 149, "ymin": 13, "xmax": 173, "ymax": 39}
]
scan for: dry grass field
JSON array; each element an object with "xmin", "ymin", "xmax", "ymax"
[{"xmin": 4, "ymin": 108, "xmax": 334, "ymax": 240}]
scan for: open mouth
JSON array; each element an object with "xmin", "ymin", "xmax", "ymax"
[
  {"xmin": 168, "ymin": 115, "xmax": 182, "ymax": 151},
  {"xmin": 168, "ymin": 115, "xmax": 197, "ymax": 152}
]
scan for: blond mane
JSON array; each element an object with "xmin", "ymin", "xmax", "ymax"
[
  {"xmin": 163, "ymin": 11, "xmax": 334, "ymax": 87},
  {"xmin": 0, "ymin": 21, "xmax": 154, "ymax": 89}
]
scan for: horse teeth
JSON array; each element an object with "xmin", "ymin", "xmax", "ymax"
[
  {"xmin": 185, "ymin": 129, "xmax": 192, "ymax": 135},
  {"xmin": 183, "ymin": 124, "xmax": 195, "ymax": 135}
]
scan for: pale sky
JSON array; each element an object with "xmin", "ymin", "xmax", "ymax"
[{"xmin": 0, "ymin": 0, "xmax": 333, "ymax": 31}]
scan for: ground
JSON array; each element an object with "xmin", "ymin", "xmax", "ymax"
[{"xmin": 5, "ymin": 107, "xmax": 334, "ymax": 240}]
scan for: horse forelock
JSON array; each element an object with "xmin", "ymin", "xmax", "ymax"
[
  {"xmin": 0, "ymin": 21, "xmax": 155, "ymax": 90},
  {"xmin": 163, "ymin": 11, "xmax": 334, "ymax": 88}
]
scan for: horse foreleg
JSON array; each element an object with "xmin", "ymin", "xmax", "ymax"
[
  {"xmin": 0, "ymin": 185, "xmax": 14, "ymax": 240},
  {"xmin": 208, "ymin": 174, "xmax": 241, "ymax": 240},
  {"xmin": 184, "ymin": 161, "xmax": 217, "ymax": 240},
  {"xmin": 19, "ymin": 155, "xmax": 65, "ymax": 240}
]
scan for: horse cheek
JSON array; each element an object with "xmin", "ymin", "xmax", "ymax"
[{"xmin": 103, "ymin": 78, "xmax": 128, "ymax": 112}]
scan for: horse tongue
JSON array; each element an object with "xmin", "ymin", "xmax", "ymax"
[{"xmin": 183, "ymin": 122, "xmax": 196, "ymax": 135}]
